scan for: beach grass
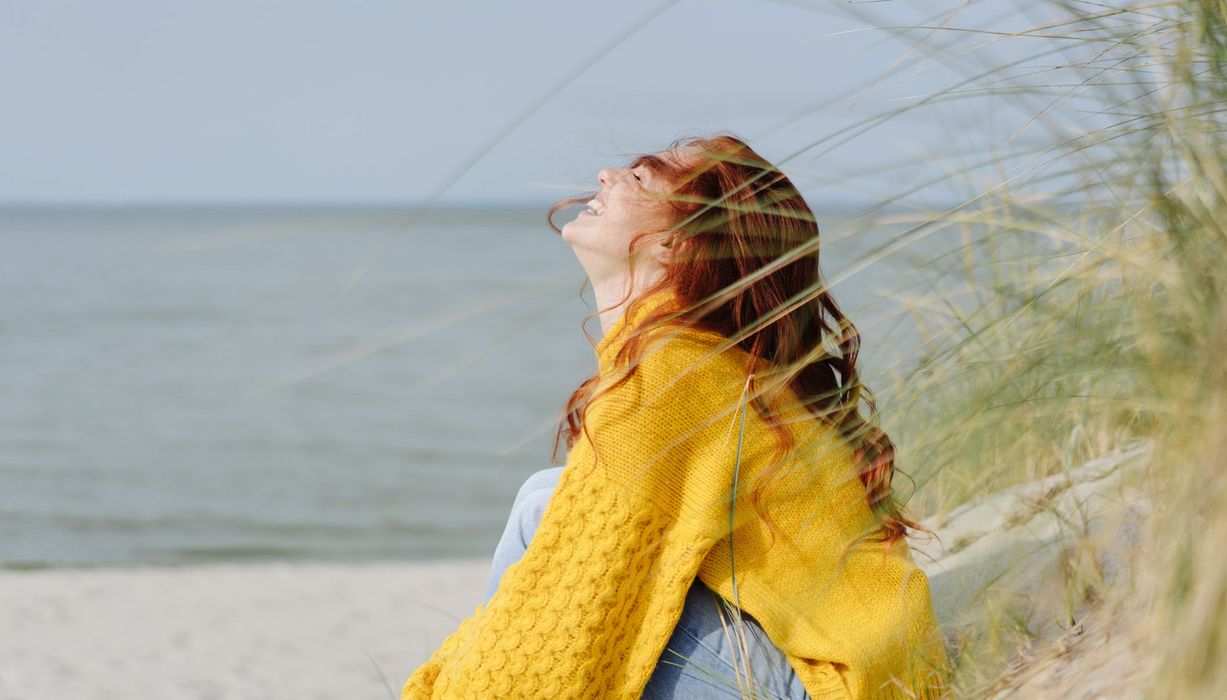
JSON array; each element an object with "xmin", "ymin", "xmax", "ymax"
[{"xmin": 799, "ymin": 1, "xmax": 1227, "ymax": 696}]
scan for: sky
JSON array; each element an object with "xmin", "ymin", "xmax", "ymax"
[{"xmin": 0, "ymin": 0, "xmax": 1084, "ymax": 208}]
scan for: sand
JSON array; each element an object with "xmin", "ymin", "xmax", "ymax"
[
  {"xmin": 1, "ymin": 440, "xmax": 1154, "ymax": 700},
  {"xmin": 0, "ymin": 559, "xmax": 489, "ymax": 700}
]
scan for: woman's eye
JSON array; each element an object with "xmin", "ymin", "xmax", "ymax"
[{"xmin": 632, "ymin": 172, "xmax": 642, "ymax": 182}]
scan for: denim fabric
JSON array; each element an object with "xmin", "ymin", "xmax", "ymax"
[{"xmin": 485, "ymin": 467, "xmax": 811, "ymax": 700}]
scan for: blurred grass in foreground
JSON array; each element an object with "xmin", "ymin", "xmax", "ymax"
[{"xmin": 836, "ymin": 1, "xmax": 1226, "ymax": 696}]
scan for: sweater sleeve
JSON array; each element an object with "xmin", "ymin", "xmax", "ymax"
[{"xmin": 401, "ymin": 333, "xmax": 750, "ymax": 699}]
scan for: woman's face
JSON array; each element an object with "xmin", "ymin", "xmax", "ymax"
[{"xmin": 560, "ymin": 149, "xmax": 687, "ymax": 284}]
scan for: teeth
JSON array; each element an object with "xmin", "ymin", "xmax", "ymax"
[{"xmin": 586, "ymin": 199, "xmax": 605, "ymax": 216}]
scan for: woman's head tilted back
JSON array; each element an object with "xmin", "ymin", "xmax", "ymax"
[{"xmin": 548, "ymin": 133, "xmax": 917, "ymax": 544}]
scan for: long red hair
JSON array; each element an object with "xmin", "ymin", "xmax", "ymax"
[{"xmin": 545, "ymin": 133, "xmax": 919, "ymax": 545}]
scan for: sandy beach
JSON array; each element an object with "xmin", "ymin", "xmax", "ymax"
[
  {"xmin": 0, "ymin": 558, "xmax": 489, "ymax": 700},
  {"xmin": 0, "ymin": 441, "xmax": 1151, "ymax": 700}
]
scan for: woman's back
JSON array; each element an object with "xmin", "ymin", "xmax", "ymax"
[{"xmin": 591, "ymin": 291, "xmax": 948, "ymax": 697}]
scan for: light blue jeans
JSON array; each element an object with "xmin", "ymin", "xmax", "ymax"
[{"xmin": 486, "ymin": 466, "xmax": 811, "ymax": 700}]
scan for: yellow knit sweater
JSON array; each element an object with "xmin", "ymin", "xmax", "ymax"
[{"xmin": 403, "ymin": 290, "xmax": 948, "ymax": 699}]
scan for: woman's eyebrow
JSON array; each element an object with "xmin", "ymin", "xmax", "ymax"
[{"xmin": 631, "ymin": 154, "xmax": 670, "ymax": 182}]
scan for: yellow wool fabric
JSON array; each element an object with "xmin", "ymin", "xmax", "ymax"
[{"xmin": 403, "ymin": 290, "xmax": 948, "ymax": 699}]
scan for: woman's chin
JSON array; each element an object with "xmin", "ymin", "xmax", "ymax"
[{"xmin": 560, "ymin": 217, "xmax": 593, "ymax": 246}]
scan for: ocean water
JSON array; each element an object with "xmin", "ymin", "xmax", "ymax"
[{"xmin": 0, "ymin": 206, "xmax": 931, "ymax": 569}]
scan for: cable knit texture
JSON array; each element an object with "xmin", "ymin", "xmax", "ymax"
[{"xmin": 402, "ymin": 290, "xmax": 948, "ymax": 699}]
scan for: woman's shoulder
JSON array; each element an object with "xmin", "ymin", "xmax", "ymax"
[{"xmin": 602, "ymin": 324, "xmax": 749, "ymax": 392}]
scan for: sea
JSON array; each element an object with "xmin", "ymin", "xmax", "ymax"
[{"xmin": 0, "ymin": 206, "xmax": 937, "ymax": 569}]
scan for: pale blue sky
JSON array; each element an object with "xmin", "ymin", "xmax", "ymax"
[{"xmin": 0, "ymin": 0, "xmax": 1075, "ymax": 207}]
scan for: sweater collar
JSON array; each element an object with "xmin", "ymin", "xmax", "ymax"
[{"xmin": 595, "ymin": 288, "xmax": 682, "ymax": 368}]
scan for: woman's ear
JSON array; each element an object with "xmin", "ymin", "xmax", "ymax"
[{"xmin": 648, "ymin": 236, "xmax": 674, "ymax": 266}]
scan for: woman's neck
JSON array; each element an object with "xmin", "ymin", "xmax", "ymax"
[{"xmin": 591, "ymin": 270, "xmax": 665, "ymax": 335}]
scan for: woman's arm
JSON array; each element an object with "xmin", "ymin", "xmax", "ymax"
[{"xmin": 402, "ymin": 333, "xmax": 751, "ymax": 699}]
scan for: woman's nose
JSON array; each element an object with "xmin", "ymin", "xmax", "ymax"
[{"xmin": 598, "ymin": 167, "xmax": 628, "ymax": 188}]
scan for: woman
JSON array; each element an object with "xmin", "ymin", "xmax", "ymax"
[{"xmin": 402, "ymin": 134, "xmax": 949, "ymax": 699}]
